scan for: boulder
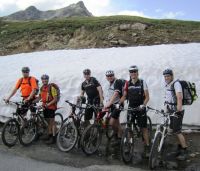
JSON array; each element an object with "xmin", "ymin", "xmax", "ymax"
[
  {"xmin": 119, "ymin": 24, "xmax": 131, "ymax": 31},
  {"xmin": 118, "ymin": 39, "xmax": 128, "ymax": 46},
  {"xmin": 131, "ymin": 23, "xmax": 148, "ymax": 30}
]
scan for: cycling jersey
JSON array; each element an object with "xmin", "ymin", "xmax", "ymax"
[
  {"xmin": 81, "ymin": 77, "xmax": 101, "ymax": 100},
  {"xmin": 15, "ymin": 76, "xmax": 38, "ymax": 99},
  {"xmin": 40, "ymin": 85, "xmax": 58, "ymax": 110}
]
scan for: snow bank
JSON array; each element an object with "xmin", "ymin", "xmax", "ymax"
[{"xmin": 0, "ymin": 43, "xmax": 200, "ymax": 125}]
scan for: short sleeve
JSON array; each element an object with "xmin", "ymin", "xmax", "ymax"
[
  {"xmin": 114, "ymin": 80, "xmax": 122, "ymax": 93},
  {"xmin": 174, "ymin": 82, "xmax": 182, "ymax": 93},
  {"xmin": 15, "ymin": 79, "xmax": 21, "ymax": 89},
  {"xmin": 124, "ymin": 81, "xmax": 128, "ymax": 93},
  {"xmin": 93, "ymin": 77, "xmax": 101, "ymax": 87},
  {"xmin": 143, "ymin": 80, "xmax": 148, "ymax": 91},
  {"xmin": 30, "ymin": 77, "xmax": 38, "ymax": 90},
  {"xmin": 51, "ymin": 86, "xmax": 58, "ymax": 97},
  {"xmin": 81, "ymin": 83, "xmax": 85, "ymax": 91}
]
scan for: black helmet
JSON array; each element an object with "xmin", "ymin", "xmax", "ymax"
[
  {"xmin": 105, "ymin": 70, "xmax": 114, "ymax": 76},
  {"xmin": 129, "ymin": 65, "xmax": 139, "ymax": 71},
  {"xmin": 21, "ymin": 67, "xmax": 30, "ymax": 73},
  {"xmin": 41, "ymin": 74, "xmax": 49, "ymax": 80},
  {"xmin": 163, "ymin": 69, "xmax": 173, "ymax": 76},
  {"xmin": 83, "ymin": 69, "xmax": 91, "ymax": 75}
]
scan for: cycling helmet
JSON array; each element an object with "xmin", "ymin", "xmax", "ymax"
[
  {"xmin": 21, "ymin": 67, "xmax": 30, "ymax": 73},
  {"xmin": 105, "ymin": 70, "xmax": 114, "ymax": 76},
  {"xmin": 129, "ymin": 65, "xmax": 139, "ymax": 71},
  {"xmin": 41, "ymin": 74, "xmax": 49, "ymax": 80},
  {"xmin": 163, "ymin": 69, "xmax": 173, "ymax": 76},
  {"xmin": 83, "ymin": 69, "xmax": 91, "ymax": 75}
]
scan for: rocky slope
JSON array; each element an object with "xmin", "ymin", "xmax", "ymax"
[
  {"xmin": 2, "ymin": 1, "xmax": 92, "ymax": 21},
  {"xmin": 0, "ymin": 15, "xmax": 200, "ymax": 56}
]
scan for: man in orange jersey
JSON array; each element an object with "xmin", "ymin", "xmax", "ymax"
[
  {"xmin": 5, "ymin": 67, "xmax": 38, "ymax": 114},
  {"xmin": 34, "ymin": 74, "xmax": 59, "ymax": 144}
]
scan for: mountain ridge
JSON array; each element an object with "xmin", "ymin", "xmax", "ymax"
[{"xmin": 2, "ymin": 1, "xmax": 92, "ymax": 21}]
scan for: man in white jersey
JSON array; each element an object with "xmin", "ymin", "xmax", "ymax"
[{"xmin": 163, "ymin": 68, "xmax": 187, "ymax": 161}]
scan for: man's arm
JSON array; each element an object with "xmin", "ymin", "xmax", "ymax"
[
  {"xmin": 176, "ymin": 92, "xmax": 183, "ymax": 111},
  {"xmin": 97, "ymin": 86, "xmax": 104, "ymax": 104},
  {"xmin": 143, "ymin": 90, "xmax": 150, "ymax": 106},
  {"xmin": 80, "ymin": 90, "xmax": 85, "ymax": 96},
  {"xmin": 5, "ymin": 87, "xmax": 18, "ymax": 102},
  {"xmin": 47, "ymin": 96, "xmax": 58, "ymax": 107},
  {"xmin": 26, "ymin": 89, "xmax": 37, "ymax": 101},
  {"xmin": 120, "ymin": 91, "xmax": 127, "ymax": 104}
]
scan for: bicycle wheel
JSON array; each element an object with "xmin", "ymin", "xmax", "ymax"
[
  {"xmin": 55, "ymin": 113, "xmax": 63, "ymax": 133},
  {"xmin": 81, "ymin": 124, "xmax": 102, "ymax": 156},
  {"xmin": 18, "ymin": 119, "xmax": 38, "ymax": 146},
  {"xmin": 121, "ymin": 127, "xmax": 134, "ymax": 164},
  {"xmin": 56, "ymin": 119, "xmax": 78, "ymax": 152},
  {"xmin": 1, "ymin": 118, "xmax": 20, "ymax": 147},
  {"xmin": 149, "ymin": 132, "xmax": 162, "ymax": 169},
  {"xmin": 147, "ymin": 116, "xmax": 153, "ymax": 144}
]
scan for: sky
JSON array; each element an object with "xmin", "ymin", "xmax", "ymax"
[{"xmin": 0, "ymin": 0, "xmax": 199, "ymax": 21}]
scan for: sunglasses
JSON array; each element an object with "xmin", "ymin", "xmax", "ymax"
[
  {"xmin": 129, "ymin": 70, "xmax": 138, "ymax": 73},
  {"xmin": 84, "ymin": 73, "xmax": 90, "ymax": 76},
  {"xmin": 106, "ymin": 75, "xmax": 114, "ymax": 77},
  {"xmin": 22, "ymin": 71, "xmax": 29, "ymax": 73}
]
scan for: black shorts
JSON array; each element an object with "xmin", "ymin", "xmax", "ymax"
[
  {"xmin": 21, "ymin": 103, "xmax": 36, "ymax": 114},
  {"xmin": 128, "ymin": 108, "xmax": 147, "ymax": 128},
  {"xmin": 110, "ymin": 105, "xmax": 122, "ymax": 119},
  {"xmin": 85, "ymin": 98, "xmax": 100, "ymax": 120},
  {"xmin": 170, "ymin": 110, "xmax": 184, "ymax": 134},
  {"xmin": 43, "ymin": 109, "xmax": 56, "ymax": 119}
]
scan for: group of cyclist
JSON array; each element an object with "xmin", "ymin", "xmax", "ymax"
[{"xmin": 4, "ymin": 65, "xmax": 187, "ymax": 160}]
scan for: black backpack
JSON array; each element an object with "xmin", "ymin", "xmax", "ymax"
[
  {"xmin": 17, "ymin": 77, "xmax": 39, "ymax": 95},
  {"xmin": 171, "ymin": 80, "xmax": 198, "ymax": 105}
]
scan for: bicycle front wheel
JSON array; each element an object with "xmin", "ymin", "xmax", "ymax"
[
  {"xmin": 1, "ymin": 118, "xmax": 20, "ymax": 147},
  {"xmin": 18, "ymin": 119, "xmax": 38, "ymax": 146},
  {"xmin": 149, "ymin": 131, "xmax": 162, "ymax": 169},
  {"xmin": 55, "ymin": 113, "xmax": 63, "ymax": 133},
  {"xmin": 56, "ymin": 119, "xmax": 78, "ymax": 152},
  {"xmin": 120, "ymin": 127, "xmax": 134, "ymax": 164},
  {"xmin": 81, "ymin": 124, "xmax": 102, "ymax": 156},
  {"xmin": 147, "ymin": 116, "xmax": 153, "ymax": 144}
]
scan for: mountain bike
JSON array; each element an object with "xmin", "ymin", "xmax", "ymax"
[
  {"xmin": 80, "ymin": 107, "xmax": 114, "ymax": 156},
  {"xmin": 147, "ymin": 106, "xmax": 178, "ymax": 169},
  {"xmin": 120, "ymin": 106, "xmax": 152, "ymax": 164},
  {"xmin": 57, "ymin": 100, "xmax": 101, "ymax": 152},
  {"xmin": 1, "ymin": 100, "xmax": 29, "ymax": 147},
  {"xmin": 19, "ymin": 105, "xmax": 63, "ymax": 146}
]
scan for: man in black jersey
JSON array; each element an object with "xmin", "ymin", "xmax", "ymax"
[{"xmin": 80, "ymin": 69, "xmax": 104, "ymax": 124}]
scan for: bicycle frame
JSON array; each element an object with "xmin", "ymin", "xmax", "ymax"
[{"xmin": 148, "ymin": 106, "xmax": 171, "ymax": 153}]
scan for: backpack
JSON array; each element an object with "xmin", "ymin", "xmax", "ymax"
[
  {"xmin": 171, "ymin": 80, "xmax": 198, "ymax": 105},
  {"xmin": 41, "ymin": 83, "xmax": 61, "ymax": 102},
  {"xmin": 17, "ymin": 77, "xmax": 39, "ymax": 94}
]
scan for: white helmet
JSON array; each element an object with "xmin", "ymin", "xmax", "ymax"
[{"xmin": 105, "ymin": 70, "xmax": 114, "ymax": 76}]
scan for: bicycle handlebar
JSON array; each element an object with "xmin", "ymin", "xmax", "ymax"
[
  {"xmin": 3, "ymin": 99, "xmax": 24, "ymax": 106},
  {"xmin": 65, "ymin": 100, "xmax": 102, "ymax": 110},
  {"xmin": 147, "ymin": 106, "xmax": 179, "ymax": 118}
]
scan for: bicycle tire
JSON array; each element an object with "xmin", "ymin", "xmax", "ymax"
[
  {"xmin": 1, "ymin": 118, "xmax": 20, "ymax": 147},
  {"xmin": 120, "ymin": 127, "xmax": 134, "ymax": 164},
  {"xmin": 55, "ymin": 113, "xmax": 63, "ymax": 133},
  {"xmin": 80, "ymin": 124, "xmax": 102, "ymax": 156},
  {"xmin": 18, "ymin": 119, "xmax": 38, "ymax": 146},
  {"xmin": 56, "ymin": 120, "xmax": 78, "ymax": 152},
  {"xmin": 149, "ymin": 131, "xmax": 162, "ymax": 169}
]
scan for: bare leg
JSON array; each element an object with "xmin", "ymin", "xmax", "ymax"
[
  {"xmin": 177, "ymin": 133, "xmax": 187, "ymax": 148},
  {"xmin": 142, "ymin": 128, "xmax": 149, "ymax": 146}
]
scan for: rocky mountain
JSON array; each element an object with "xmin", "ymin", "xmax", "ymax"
[{"xmin": 3, "ymin": 1, "xmax": 92, "ymax": 21}]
